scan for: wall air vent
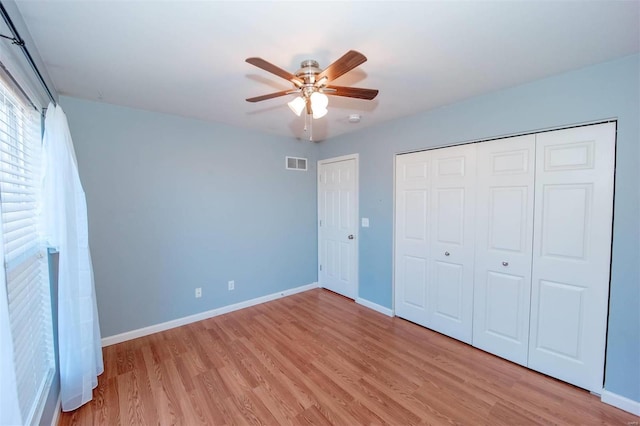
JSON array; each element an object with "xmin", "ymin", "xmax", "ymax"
[{"xmin": 286, "ymin": 156, "xmax": 308, "ymax": 171}]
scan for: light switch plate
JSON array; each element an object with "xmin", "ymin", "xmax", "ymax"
[{"xmin": 361, "ymin": 218, "xmax": 369, "ymax": 227}]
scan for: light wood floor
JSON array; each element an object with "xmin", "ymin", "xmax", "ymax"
[{"xmin": 59, "ymin": 289, "xmax": 638, "ymax": 425}]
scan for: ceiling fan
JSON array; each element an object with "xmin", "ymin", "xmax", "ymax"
[{"xmin": 245, "ymin": 50, "xmax": 378, "ymax": 120}]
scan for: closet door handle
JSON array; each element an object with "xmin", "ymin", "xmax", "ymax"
[
  {"xmin": 444, "ymin": 251, "xmax": 450, "ymax": 256},
  {"xmin": 502, "ymin": 261, "xmax": 509, "ymax": 267}
]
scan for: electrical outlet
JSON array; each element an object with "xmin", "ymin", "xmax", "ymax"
[
  {"xmin": 195, "ymin": 287, "xmax": 202, "ymax": 298},
  {"xmin": 228, "ymin": 280, "xmax": 235, "ymax": 291}
]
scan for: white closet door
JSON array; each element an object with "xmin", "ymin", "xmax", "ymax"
[
  {"xmin": 428, "ymin": 144, "xmax": 476, "ymax": 343},
  {"xmin": 394, "ymin": 151, "xmax": 431, "ymax": 325},
  {"xmin": 473, "ymin": 135, "xmax": 535, "ymax": 366},
  {"xmin": 529, "ymin": 123, "xmax": 615, "ymax": 393}
]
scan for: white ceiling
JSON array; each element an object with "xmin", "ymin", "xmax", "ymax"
[{"xmin": 14, "ymin": 1, "xmax": 640, "ymax": 141}]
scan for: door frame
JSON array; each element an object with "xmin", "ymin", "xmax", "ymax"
[{"xmin": 317, "ymin": 153, "xmax": 359, "ymax": 299}]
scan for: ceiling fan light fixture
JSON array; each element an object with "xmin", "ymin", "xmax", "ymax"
[
  {"xmin": 287, "ymin": 96, "xmax": 305, "ymax": 116},
  {"xmin": 312, "ymin": 106, "xmax": 328, "ymax": 119},
  {"xmin": 310, "ymin": 91, "xmax": 329, "ymax": 110}
]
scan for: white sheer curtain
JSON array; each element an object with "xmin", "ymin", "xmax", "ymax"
[{"xmin": 41, "ymin": 103, "xmax": 103, "ymax": 411}]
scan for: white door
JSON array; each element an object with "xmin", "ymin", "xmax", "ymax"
[
  {"xmin": 394, "ymin": 151, "xmax": 431, "ymax": 325},
  {"xmin": 473, "ymin": 135, "xmax": 535, "ymax": 366},
  {"xmin": 318, "ymin": 155, "xmax": 358, "ymax": 299},
  {"xmin": 427, "ymin": 144, "xmax": 476, "ymax": 343},
  {"xmin": 528, "ymin": 123, "xmax": 615, "ymax": 393}
]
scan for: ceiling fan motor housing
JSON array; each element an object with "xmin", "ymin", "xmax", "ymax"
[{"xmin": 296, "ymin": 60, "xmax": 322, "ymax": 85}]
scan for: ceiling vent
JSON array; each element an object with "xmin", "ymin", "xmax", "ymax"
[{"xmin": 286, "ymin": 156, "xmax": 307, "ymax": 171}]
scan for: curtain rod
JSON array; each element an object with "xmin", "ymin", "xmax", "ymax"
[{"xmin": 0, "ymin": 2, "xmax": 56, "ymax": 106}]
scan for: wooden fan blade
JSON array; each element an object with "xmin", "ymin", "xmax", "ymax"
[
  {"xmin": 325, "ymin": 85, "xmax": 379, "ymax": 100},
  {"xmin": 246, "ymin": 57, "xmax": 303, "ymax": 86},
  {"xmin": 317, "ymin": 50, "xmax": 367, "ymax": 82},
  {"xmin": 246, "ymin": 90, "xmax": 291, "ymax": 103}
]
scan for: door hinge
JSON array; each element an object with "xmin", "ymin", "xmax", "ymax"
[
  {"xmin": 319, "ymin": 264, "xmax": 322, "ymax": 271},
  {"xmin": 319, "ymin": 219, "xmax": 322, "ymax": 227}
]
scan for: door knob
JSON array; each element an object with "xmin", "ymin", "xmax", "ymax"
[
  {"xmin": 348, "ymin": 234, "xmax": 355, "ymax": 240},
  {"xmin": 502, "ymin": 261, "xmax": 509, "ymax": 267},
  {"xmin": 444, "ymin": 251, "xmax": 450, "ymax": 256}
]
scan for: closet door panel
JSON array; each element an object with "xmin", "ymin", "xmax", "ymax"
[
  {"xmin": 433, "ymin": 260, "xmax": 464, "ymax": 320},
  {"xmin": 473, "ymin": 135, "xmax": 535, "ymax": 366},
  {"xmin": 428, "ymin": 144, "xmax": 476, "ymax": 343},
  {"xmin": 394, "ymin": 152, "xmax": 431, "ymax": 326},
  {"xmin": 529, "ymin": 123, "xmax": 615, "ymax": 393}
]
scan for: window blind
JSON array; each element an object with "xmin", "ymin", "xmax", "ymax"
[{"xmin": 0, "ymin": 74, "xmax": 53, "ymax": 425}]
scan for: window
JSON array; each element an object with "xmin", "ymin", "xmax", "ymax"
[{"xmin": 0, "ymin": 73, "xmax": 53, "ymax": 425}]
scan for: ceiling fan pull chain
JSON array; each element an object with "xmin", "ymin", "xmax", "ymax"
[{"xmin": 303, "ymin": 112, "xmax": 313, "ymax": 141}]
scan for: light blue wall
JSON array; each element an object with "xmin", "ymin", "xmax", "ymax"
[
  {"xmin": 318, "ymin": 55, "xmax": 640, "ymax": 402},
  {"xmin": 61, "ymin": 96, "xmax": 318, "ymax": 337}
]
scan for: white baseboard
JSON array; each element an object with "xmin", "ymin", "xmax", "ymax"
[
  {"xmin": 102, "ymin": 282, "xmax": 319, "ymax": 346},
  {"xmin": 601, "ymin": 389, "xmax": 640, "ymax": 416},
  {"xmin": 356, "ymin": 297, "xmax": 394, "ymax": 317}
]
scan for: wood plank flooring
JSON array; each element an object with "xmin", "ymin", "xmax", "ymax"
[{"xmin": 58, "ymin": 289, "xmax": 639, "ymax": 425}]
